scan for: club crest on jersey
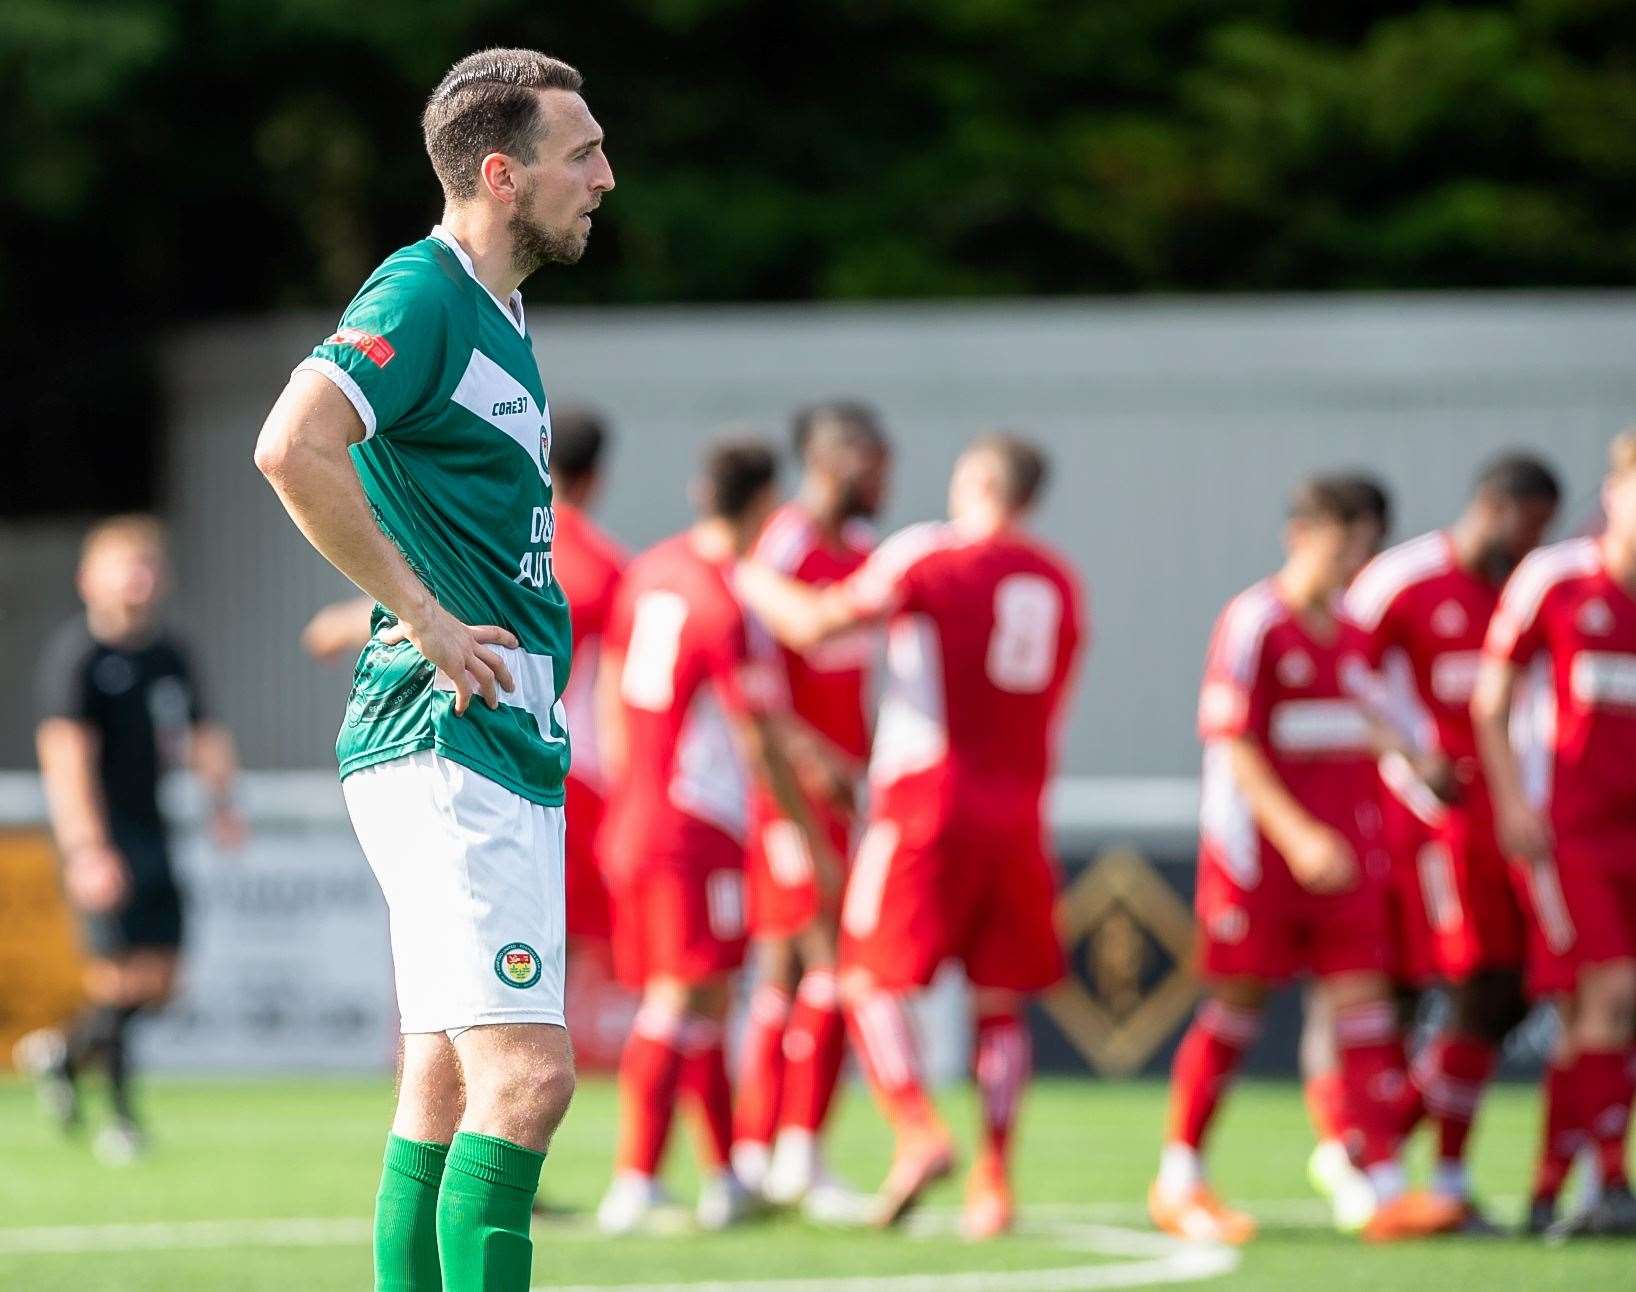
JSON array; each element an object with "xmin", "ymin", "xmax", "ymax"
[
  {"xmin": 538, "ymin": 423, "xmax": 551, "ymax": 476},
  {"xmin": 494, "ymin": 942, "xmax": 542, "ymax": 989},
  {"xmin": 326, "ymin": 327, "xmax": 395, "ymax": 368},
  {"xmin": 1578, "ymin": 597, "xmax": 1615, "ymax": 637},
  {"xmin": 1277, "ymin": 649, "xmax": 1315, "ymax": 688},
  {"xmin": 1431, "ymin": 599, "xmax": 1468, "ymax": 638},
  {"xmin": 1209, "ymin": 906, "xmax": 1249, "ymax": 945}
]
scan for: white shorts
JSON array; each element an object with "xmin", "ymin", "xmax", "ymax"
[{"xmin": 343, "ymin": 750, "xmax": 567, "ymax": 1034}]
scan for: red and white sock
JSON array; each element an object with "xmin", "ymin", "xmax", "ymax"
[
  {"xmin": 1334, "ymin": 1000, "xmax": 1410, "ymax": 1174},
  {"xmin": 974, "ymin": 1011, "xmax": 1030, "ymax": 1168},
  {"xmin": 1165, "ymin": 999, "xmax": 1262, "ymax": 1154},
  {"xmin": 1534, "ymin": 1058, "xmax": 1586, "ymax": 1204},
  {"xmin": 615, "ymin": 1001, "xmax": 687, "ymax": 1176},
  {"xmin": 848, "ymin": 989, "xmax": 937, "ymax": 1135},
  {"xmin": 1578, "ymin": 1048, "xmax": 1635, "ymax": 1191},
  {"xmin": 731, "ymin": 984, "xmax": 790, "ymax": 1156},
  {"xmin": 680, "ymin": 1014, "xmax": 734, "ymax": 1173},
  {"xmin": 1304, "ymin": 1070, "xmax": 1346, "ymax": 1143},
  {"xmin": 779, "ymin": 968, "xmax": 847, "ymax": 1136},
  {"xmin": 1415, "ymin": 1033, "xmax": 1496, "ymax": 1199}
]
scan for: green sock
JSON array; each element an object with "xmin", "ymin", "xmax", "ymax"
[
  {"xmin": 375, "ymin": 1135, "xmax": 449, "ymax": 1292},
  {"xmin": 436, "ymin": 1131, "xmax": 545, "ymax": 1292}
]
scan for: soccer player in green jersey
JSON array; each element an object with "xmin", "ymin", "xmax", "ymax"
[{"xmin": 254, "ymin": 48, "xmax": 613, "ymax": 1292}]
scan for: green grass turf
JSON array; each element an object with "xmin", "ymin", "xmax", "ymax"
[{"xmin": 0, "ymin": 1073, "xmax": 1626, "ymax": 1290}]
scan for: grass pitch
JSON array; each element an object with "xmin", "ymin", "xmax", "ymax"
[{"xmin": 0, "ymin": 1073, "xmax": 1624, "ymax": 1290}]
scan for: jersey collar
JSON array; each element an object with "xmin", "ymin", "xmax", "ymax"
[{"xmin": 429, "ymin": 224, "xmax": 527, "ymax": 337}]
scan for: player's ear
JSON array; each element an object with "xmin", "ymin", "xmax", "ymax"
[{"xmin": 478, "ymin": 152, "xmax": 519, "ymax": 205}]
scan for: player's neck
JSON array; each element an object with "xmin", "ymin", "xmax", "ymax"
[
  {"xmin": 1600, "ymin": 529, "xmax": 1636, "ymax": 590},
  {"xmin": 86, "ymin": 604, "xmax": 154, "ymax": 648},
  {"xmin": 951, "ymin": 503, "xmax": 1010, "ymax": 539},
  {"xmin": 689, "ymin": 518, "xmax": 740, "ymax": 564},
  {"xmin": 438, "ymin": 208, "xmax": 526, "ymax": 302},
  {"xmin": 795, "ymin": 481, "xmax": 848, "ymax": 542},
  {"xmin": 1273, "ymin": 562, "xmax": 1335, "ymax": 617}
]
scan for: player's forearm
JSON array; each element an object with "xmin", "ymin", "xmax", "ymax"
[
  {"xmin": 35, "ymin": 721, "xmax": 111, "ymax": 852},
  {"xmin": 743, "ymin": 715, "xmax": 834, "ymax": 876},
  {"xmin": 736, "ymin": 564, "xmax": 857, "ymax": 651},
  {"xmin": 1224, "ymin": 736, "xmax": 1323, "ymax": 856},
  {"xmin": 1471, "ymin": 663, "xmax": 1528, "ymax": 816},
  {"xmin": 190, "ymin": 723, "xmax": 239, "ymax": 805},
  {"xmin": 255, "ymin": 378, "xmax": 437, "ymax": 628},
  {"xmin": 596, "ymin": 647, "xmax": 628, "ymax": 783}
]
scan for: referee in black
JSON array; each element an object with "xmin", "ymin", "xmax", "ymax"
[{"xmin": 15, "ymin": 515, "xmax": 244, "ymax": 1164}]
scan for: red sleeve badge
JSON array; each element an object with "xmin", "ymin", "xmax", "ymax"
[{"xmin": 325, "ymin": 327, "xmax": 396, "ymax": 368}]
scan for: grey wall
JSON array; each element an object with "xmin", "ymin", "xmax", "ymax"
[{"xmin": 5, "ymin": 292, "xmax": 1633, "ymax": 774}]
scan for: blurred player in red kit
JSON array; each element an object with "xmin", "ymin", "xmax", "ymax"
[
  {"xmin": 730, "ymin": 403, "xmax": 892, "ymax": 1219},
  {"xmin": 595, "ymin": 437, "xmax": 842, "ymax": 1235},
  {"xmin": 1473, "ymin": 431, "xmax": 1636, "ymax": 1239},
  {"xmin": 549, "ymin": 409, "xmax": 627, "ymax": 969},
  {"xmin": 738, "ymin": 433, "xmax": 1083, "ymax": 1239},
  {"xmin": 1152, "ymin": 476, "xmax": 1463, "ymax": 1246},
  {"xmin": 1336, "ymin": 455, "xmax": 1560, "ymax": 1230}
]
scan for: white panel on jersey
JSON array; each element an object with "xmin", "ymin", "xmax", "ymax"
[
  {"xmin": 449, "ymin": 348, "xmax": 552, "ymax": 485},
  {"xmin": 432, "ymin": 644, "xmax": 564, "ymax": 746},
  {"xmin": 1570, "ymin": 651, "xmax": 1636, "ymax": 708},
  {"xmin": 669, "ymin": 681, "xmax": 750, "ymax": 841},
  {"xmin": 1199, "ymin": 742, "xmax": 1259, "ymax": 887},
  {"xmin": 868, "ymin": 615, "xmax": 948, "ymax": 789},
  {"xmin": 1513, "ymin": 655, "xmax": 1556, "ymax": 811},
  {"xmin": 1429, "ymin": 650, "xmax": 1482, "ymax": 706},
  {"xmin": 560, "ymin": 638, "xmax": 602, "ymax": 791},
  {"xmin": 1267, "ymin": 698, "xmax": 1372, "ymax": 754}
]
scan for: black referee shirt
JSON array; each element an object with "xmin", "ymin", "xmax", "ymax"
[{"xmin": 35, "ymin": 618, "xmax": 205, "ymax": 837}]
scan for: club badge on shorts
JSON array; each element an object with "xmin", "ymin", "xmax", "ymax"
[{"xmin": 494, "ymin": 942, "xmax": 542, "ymax": 989}]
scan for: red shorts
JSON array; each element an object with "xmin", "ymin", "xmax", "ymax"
[
  {"xmin": 838, "ymin": 774, "xmax": 1063, "ymax": 993},
  {"xmin": 1196, "ymin": 837, "xmax": 1392, "ymax": 983},
  {"xmin": 745, "ymin": 797, "xmax": 853, "ymax": 939},
  {"xmin": 1425, "ymin": 802, "xmax": 1527, "ymax": 981},
  {"xmin": 564, "ymin": 776, "xmax": 611, "ymax": 941},
  {"xmin": 1380, "ymin": 788, "xmax": 1439, "ymax": 987},
  {"xmin": 609, "ymin": 824, "xmax": 747, "ymax": 990},
  {"xmin": 1519, "ymin": 835, "xmax": 1636, "ymax": 998}
]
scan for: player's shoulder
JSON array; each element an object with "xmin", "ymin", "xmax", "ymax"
[
  {"xmin": 871, "ymin": 520, "xmax": 959, "ymax": 575},
  {"xmin": 40, "ymin": 616, "xmax": 96, "ymax": 669},
  {"xmin": 1002, "ymin": 530, "xmax": 1080, "ymax": 588},
  {"xmin": 348, "ymin": 237, "xmax": 469, "ymax": 324},
  {"xmin": 1212, "ymin": 579, "xmax": 1287, "ymax": 664},
  {"xmin": 1504, "ymin": 536, "xmax": 1601, "ymax": 611},
  {"xmin": 754, "ymin": 504, "xmax": 819, "ymax": 573},
  {"xmin": 1346, "ymin": 530, "xmax": 1453, "ymax": 626}
]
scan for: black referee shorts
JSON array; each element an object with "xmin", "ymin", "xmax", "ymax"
[{"xmin": 77, "ymin": 829, "xmax": 186, "ymax": 958}]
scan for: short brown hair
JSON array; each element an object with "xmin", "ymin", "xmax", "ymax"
[
  {"xmin": 1288, "ymin": 475, "xmax": 1368, "ymax": 525},
  {"xmin": 422, "ymin": 49, "xmax": 583, "ymax": 201},
  {"xmin": 970, "ymin": 432, "xmax": 1050, "ymax": 510},
  {"xmin": 1610, "ymin": 429, "xmax": 1636, "ymax": 476},
  {"xmin": 81, "ymin": 513, "xmax": 166, "ymax": 564},
  {"xmin": 699, "ymin": 436, "xmax": 779, "ymax": 521}
]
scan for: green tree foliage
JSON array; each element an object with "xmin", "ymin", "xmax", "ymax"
[{"xmin": 5, "ymin": 0, "xmax": 1636, "ymax": 322}]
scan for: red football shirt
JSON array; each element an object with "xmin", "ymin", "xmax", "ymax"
[
  {"xmin": 1345, "ymin": 530, "xmax": 1503, "ymax": 810},
  {"xmin": 751, "ymin": 502, "xmax": 874, "ymax": 763},
  {"xmin": 599, "ymin": 533, "xmax": 782, "ymax": 880},
  {"xmin": 1198, "ymin": 580, "xmax": 1380, "ymax": 878},
  {"xmin": 554, "ymin": 502, "xmax": 627, "ymax": 795},
  {"xmin": 1485, "ymin": 536, "xmax": 1636, "ymax": 844},
  {"xmin": 840, "ymin": 522, "xmax": 1083, "ymax": 802}
]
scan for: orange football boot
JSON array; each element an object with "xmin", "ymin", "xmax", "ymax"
[
  {"xmin": 1361, "ymin": 1190, "xmax": 1464, "ymax": 1242},
  {"xmin": 1147, "ymin": 1180, "xmax": 1257, "ymax": 1245},
  {"xmin": 961, "ymin": 1152, "xmax": 1014, "ymax": 1240},
  {"xmin": 871, "ymin": 1128, "xmax": 957, "ymax": 1228}
]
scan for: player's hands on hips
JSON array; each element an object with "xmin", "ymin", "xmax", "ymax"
[
  {"xmin": 381, "ymin": 608, "xmax": 518, "ymax": 715},
  {"xmin": 1497, "ymin": 798, "xmax": 1553, "ymax": 864},
  {"xmin": 64, "ymin": 843, "xmax": 128, "ymax": 913},
  {"xmin": 1285, "ymin": 823, "xmax": 1357, "ymax": 894}
]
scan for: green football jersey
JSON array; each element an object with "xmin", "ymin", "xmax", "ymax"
[{"xmin": 297, "ymin": 225, "xmax": 571, "ymax": 806}]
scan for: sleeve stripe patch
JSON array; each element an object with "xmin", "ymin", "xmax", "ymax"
[{"xmin": 293, "ymin": 356, "xmax": 378, "ymax": 440}]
